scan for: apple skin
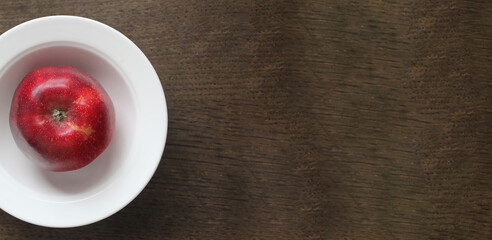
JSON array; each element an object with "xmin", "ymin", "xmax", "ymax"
[{"xmin": 9, "ymin": 65, "xmax": 115, "ymax": 172}]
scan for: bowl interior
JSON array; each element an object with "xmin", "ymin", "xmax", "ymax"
[{"xmin": 0, "ymin": 43, "xmax": 137, "ymax": 202}]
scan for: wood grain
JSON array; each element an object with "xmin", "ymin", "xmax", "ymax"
[{"xmin": 0, "ymin": 0, "xmax": 490, "ymax": 239}]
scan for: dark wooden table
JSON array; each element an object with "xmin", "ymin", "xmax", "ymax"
[{"xmin": 1, "ymin": 1, "xmax": 490, "ymax": 239}]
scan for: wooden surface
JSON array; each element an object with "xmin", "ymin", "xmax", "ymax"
[{"xmin": 0, "ymin": 1, "xmax": 491, "ymax": 239}]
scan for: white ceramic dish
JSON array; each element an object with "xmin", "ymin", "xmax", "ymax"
[{"xmin": 0, "ymin": 16, "xmax": 167, "ymax": 227}]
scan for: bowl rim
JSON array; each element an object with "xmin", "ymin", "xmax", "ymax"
[{"xmin": 0, "ymin": 15, "xmax": 168, "ymax": 228}]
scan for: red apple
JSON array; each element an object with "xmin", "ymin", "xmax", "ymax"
[{"xmin": 9, "ymin": 65, "xmax": 115, "ymax": 172}]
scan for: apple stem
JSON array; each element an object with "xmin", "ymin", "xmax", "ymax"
[{"xmin": 52, "ymin": 109, "xmax": 67, "ymax": 122}]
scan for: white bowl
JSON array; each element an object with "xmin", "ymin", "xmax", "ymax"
[{"xmin": 0, "ymin": 16, "xmax": 167, "ymax": 227}]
